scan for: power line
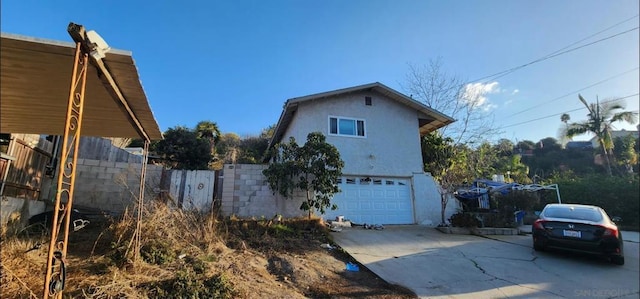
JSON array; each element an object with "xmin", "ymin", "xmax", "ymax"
[
  {"xmin": 417, "ymin": 15, "xmax": 640, "ymax": 99},
  {"xmin": 501, "ymin": 93, "xmax": 640, "ymax": 129},
  {"xmin": 504, "ymin": 67, "xmax": 640, "ymax": 119},
  {"xmin": 469, "ymin": 26, "xmax": 639, "ymax": 84},
  {"xmin": 544, "ymin": 14, "xmax": 638, "ymax": 58}
]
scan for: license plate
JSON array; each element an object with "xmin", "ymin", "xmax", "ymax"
[{"xmin": 563, "ymin": 230, "xmax": 581, "ymax": 238}]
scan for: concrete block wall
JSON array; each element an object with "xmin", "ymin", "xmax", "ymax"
[
  {"xmin": 1, "ymin": 196, "xmax": 46, "ymax": 226},
  {"xmin": 221, "ymin": 164, "xmax": 305, "ymax": 218},
  {"xmin": 72, "ymin": 158, "xmax": 164, "ymax": 213}
]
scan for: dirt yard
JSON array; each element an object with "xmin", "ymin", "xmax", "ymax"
[{"xmin": 1, "ymin": 204, "xmax": 416, "ymax": 298}]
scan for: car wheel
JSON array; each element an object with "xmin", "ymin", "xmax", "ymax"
[{"xmin": 611, "ymin": 256, "xmax": 625, "ymax": 266}]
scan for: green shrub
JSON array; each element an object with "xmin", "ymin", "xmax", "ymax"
[
  {"xmin": 481, "ymin": 212, "xmax": 515, "ymax": 228},
  {"xmin": 141, "ymin": 239, "xmax": 175, "ymax": 265},
  {"xmin": 268, "ymin": 223, "xmax": 297, "ymax": 237},
  {"xmin": 149, "ymin": 269, "xmax": 235, "ymax": 299},
  {"xmin": 449, "ymin": 212, "xmax": 481, "ymax": 228},
  {"xmin": 550, "ymin": 174, "xmax": 639, "ymax": 230}
]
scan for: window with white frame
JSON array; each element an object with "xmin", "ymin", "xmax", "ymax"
[{"xmin": 329, "ymin": 116, "xmax": 366, "ymax": 137}]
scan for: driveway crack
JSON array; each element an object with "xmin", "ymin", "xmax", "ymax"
[{"xmin": 460, "ymin": 251, "xmax": 568, "ymax": 298}]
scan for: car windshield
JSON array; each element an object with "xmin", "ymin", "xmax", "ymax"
[{"xmin": 544, "ymin": 206, "xmax": 603, "ymax": 222}]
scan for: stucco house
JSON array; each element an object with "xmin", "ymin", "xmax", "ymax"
[{"xmin": 267, "ymin": 82, "xmax": 456, "ymax": 225}]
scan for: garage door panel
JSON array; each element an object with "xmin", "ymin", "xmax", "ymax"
[
  {"xmin": 325, "ymin": 176, "xmax": 414, "ymax": 224},
  {"xmin": 345, "ymin": 190, "xmax": 358, "ymax": 198},
  {"xmin": 372, "ymin": 190, "xmax": 384, "ymax": 197}
]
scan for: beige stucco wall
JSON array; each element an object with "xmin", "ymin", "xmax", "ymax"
[
  {"xmin": 412, "ymin": 172, "xmax": 458, "ymax": 225},
  {"xmin": 281, "ymin": 90, "xmax": 424, "ymax": 177}
]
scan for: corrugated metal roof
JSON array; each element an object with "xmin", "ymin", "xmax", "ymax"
[{"xmin": 0, "ymin": 33, "xmax": 163, "ymax": 140}]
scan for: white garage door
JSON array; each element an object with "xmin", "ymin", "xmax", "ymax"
[{"xmin": 324, "ymin": 176, "xmax": 414, "ymax": 225}]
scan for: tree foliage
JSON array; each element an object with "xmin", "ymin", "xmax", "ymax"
[
  {"xmin": 560, "ymin": 95, "xmax": 638, "ymax": 176},
  {"xmin": 263, "ymin": 132, "xmax": 344, "ymax": 217},
  {"xmin": 421, "ymin": 132, "xmax": 469, "ymax": 224},
  {"xmin": 152, "ymin": 126, "xmax": 211, "ymax": 170},
  {"xmin": 613, "ymin": 135, "xmax": 639, "ymax": 173},
  {"xmin": 550, "ymin": 172, "xmax": 639, "ymax": 229},
  {"xmin": 215, "ymin": 126, "xmax": 274, "ymax": 165}
]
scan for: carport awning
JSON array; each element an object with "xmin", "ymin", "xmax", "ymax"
[{"xmin": 0, "ymin": 33, "xmax": 162, "ymax": 140}]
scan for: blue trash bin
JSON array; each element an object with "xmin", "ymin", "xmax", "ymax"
[{"xmin": 514, "ymin": 211, "xmax": 526, "ymax": 225}]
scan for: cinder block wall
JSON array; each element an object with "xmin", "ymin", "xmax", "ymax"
[
  {"xmin": 72, "ymin": 158, "xmax": 164, "ymax": 213},
  {"xmin": 221, "ymin": 164, "xmax": 305, "ymax": 218}
]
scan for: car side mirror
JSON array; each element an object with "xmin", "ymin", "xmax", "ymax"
[{"xmin": 611, "ymin": 216, "xmax": 622, "ymax": 223}]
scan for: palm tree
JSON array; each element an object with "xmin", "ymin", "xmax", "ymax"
[
  {"xmin": 562, "ymin": 94, "xmax": 638, "ymax": 175},
  {"xmin": 195, "ymin": 120, "xmax": 221, "ymax": 160},
  {"xmin": 558, "ymin": 113, "xmax": 571, "ymax": 147},
  {"xmin": 560, "ymin": 113, "xmax": 571, "ymax": 130}
]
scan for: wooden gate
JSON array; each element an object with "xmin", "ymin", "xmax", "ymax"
[{"xmin": 165, "ymin": 169, "xmax": 216, "ymax": 211}]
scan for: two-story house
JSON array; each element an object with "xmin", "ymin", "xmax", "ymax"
[{"xmin": 267, "ymin": 82, "xmax": 455, "ymax": 225}]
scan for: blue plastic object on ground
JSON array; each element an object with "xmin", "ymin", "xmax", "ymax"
[{"xmin": 346, "ymin": 262, "xmax": 360, "ymax": 272}]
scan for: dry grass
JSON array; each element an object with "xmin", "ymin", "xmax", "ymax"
[
  {"xmin": 1, "ymin": 201, "xmax": 233, "ymax": 298},
  {"xmin": 1, "ymin": 201, "xmax": 416, "ymax": 299}
]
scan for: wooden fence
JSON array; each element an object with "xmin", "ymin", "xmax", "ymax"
[
  {"xmin": 2, "ymin": 138, "xmax": 51, "ymax": 199},
  {"xmin": 77, "ymin": 137, "xmax": 142, "ymax": 163}
]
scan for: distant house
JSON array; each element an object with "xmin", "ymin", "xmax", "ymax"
[
  {"xmin": 589, "ymin": 130, "xmax": 639, "ymax": 148},
  {"xmin": 565, "ymin": 141, "xmax": 594, "ymax": 150},
  {"xmin": 268, "ymin": 82, "xmax": 455, "ymax": 224}
]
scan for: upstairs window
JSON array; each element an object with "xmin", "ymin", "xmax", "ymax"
[{"xmin": 329, "ymin": 116, "xmax": 366, "ymax": 137}]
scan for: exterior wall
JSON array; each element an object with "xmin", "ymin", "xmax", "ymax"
[
  {"xmin": 411, "ymin": 172, "xmax": 457, "ymax": 226},
  {"xmin": 69, "ymin": 158, "xmax": 164, "ymax": 213},
  {"xmin": 221, "ymin": 164, "xmax": 305, "ymax": 218},
  {"xmin": 219, "ymin": 164, "xmax": 451, "ymax": 225},
  {"xmin": 1, "ymin": 196, "xmax": 46, "ymax": 226},
  {"xmin": 282, "ymin": 90, "xmax": 423, "ymax": 177}
]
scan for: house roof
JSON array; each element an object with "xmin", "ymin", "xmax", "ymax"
[
  {"xmin": 269, "ymin": 82, "xmax": 455, "ymax": 147},
  {"xmin": 565, "ymin": 141, "xmax": 593, "ymax": 149},
  {"xmin": 0, "ymin": 32, "xmax": 163, "ymax": 140}
]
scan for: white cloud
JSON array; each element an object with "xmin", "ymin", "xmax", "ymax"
[
  {"xmin": 511, "ymin": 89, "xmax": 519, "ymax": 95},
  {"xmin": 461, "ymin": 81, "xmax": 500, "ymax": 109}
]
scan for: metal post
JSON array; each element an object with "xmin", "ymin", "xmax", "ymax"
[
  {"xmin": 43, "ymin": 42, "xmax": 88, "ymax": 299},
  {"xmin": 554, "ymin": 184, "xmax": 562, "ymax": 203},
  {"xmin": 133, "ymin": 139, "xmax": 150, "ymax": 263}
]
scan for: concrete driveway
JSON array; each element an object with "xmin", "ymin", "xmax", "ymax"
[{"xmin": 331, "ymin": 225, "xmax": 640, "ymax": 299}]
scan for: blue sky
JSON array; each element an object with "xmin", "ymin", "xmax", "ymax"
[{"xmin": 2, "ymin": 0, "xmax": 638, "ymax": 143}]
